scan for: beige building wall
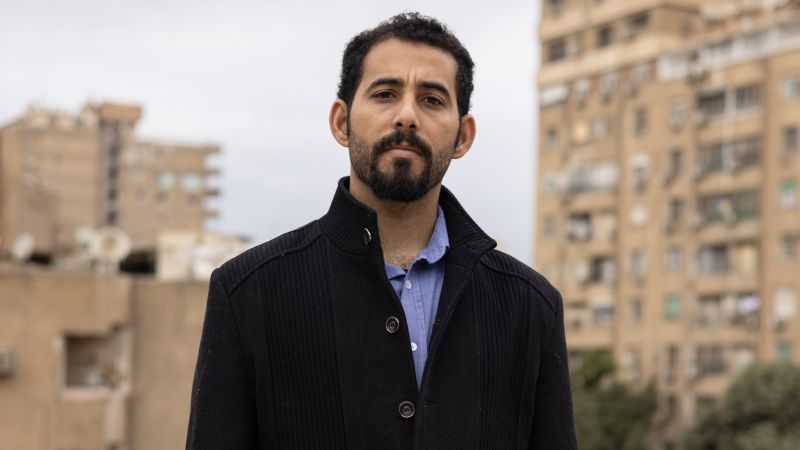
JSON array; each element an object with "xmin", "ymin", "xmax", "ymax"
[
  {"xmin": 0, "ymin": 268, "xmax": 208, "ymax": 450},
  {"xmin": 536, "ymin": 0, "xmax": 800, "ymax": 446}
]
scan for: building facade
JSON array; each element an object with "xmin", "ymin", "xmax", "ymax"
[
  {"xmin": 536, "ymin": 0, "xmax": 800, "ymax": 446},
  {"xmin": 0, "ymin": 268, "xmax": 208, "ymax": 450},
  {"xmin": 0, "ymin": 102, "xmax": 220, "ymax": 260}
]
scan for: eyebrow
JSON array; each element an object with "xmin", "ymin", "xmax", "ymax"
[{"xmin": 366, "ymin": 77, "xmax": 452, "ymax": 101}]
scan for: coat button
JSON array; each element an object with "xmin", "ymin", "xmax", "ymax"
[
  {"xmin": 362, "ymin": 228, "xmax": 372, "ymax": 245},
  {"xmin": 385, "ymin": 316, "xmax": 400, "ymax": 334},
  {"xmin": 398, "ymin": 401, "xmax": 415, "ymax": 419}
]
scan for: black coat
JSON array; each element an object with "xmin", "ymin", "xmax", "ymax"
[{"xmin": 186, "ymin": 178, "xmax": 577, "ymax": 449}]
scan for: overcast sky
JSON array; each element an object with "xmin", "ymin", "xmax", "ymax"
[{"xmin": 0, "ymin": 0, "xmax": 541, "ymax": 265}]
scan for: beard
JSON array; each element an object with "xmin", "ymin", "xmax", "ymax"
[{"xmin": 349, "ymin": 128, "xmax": 455, "ymax": 202}]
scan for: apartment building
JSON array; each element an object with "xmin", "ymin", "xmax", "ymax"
[
  {"xmin": 536, "ymin": 0, "xmax": 800, "ymax": 446},
  {"xmin": 0, "ymin": 102, "xmax": 220, "ymax": 261}
]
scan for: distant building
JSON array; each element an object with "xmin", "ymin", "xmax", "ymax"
[
  {"xmin": 0, "ymin": 101, "xmax": 220, "ymax": 264},
  {"xmin": 536, "ymin": 0, "xmax": 800, "ymax": 446}
]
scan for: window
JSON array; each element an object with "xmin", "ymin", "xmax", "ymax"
[
  {"xmin": 548, "ymin": 0, "xmax": 564, "ymax": 16},
  {"xmin": 699, "ymin": 137, "xmax": 761, "ymax": 174},
  {"xmin": 156, "ymin": 171, "xmax": 175, "ymax": 190},
  {"xmin": 630, "ymin": 250, "xmax": 646, "ymax": 281},
  {"xmin": 665, "ymin": 294, "xmax": 681, "ymax": 320},
  {"xmin": 545, "ymin": 127, "xmax": 559, "ymax": 150},
  {"xmin": 696, "ymin": 345, "xmax": 726, "ymax": 376},
  {"xmin": 181, "ymin": 173, "xmax": 202, "ymax": 192},
  {"xmin": 697, "ymin": 90, "xmax": 725, "ymax": 120},
  {"xmin": 65, "ymin": 331, "xmax": 128, "ymax": 389},
  {"xmin": 543, "ymin": 173, "xmax": 558, "ymax": 194},
  {"xmin": 777, "ymin": 342, "xmax": 793, "ymax": 362},
  {"xmin": 698, "ymin": 190, "xmax": 760, "ymax": 225},
  {"xmin": 665, "ymin": 346, "xmax": 679, "ymax": 384},
  {"xmin": 634, "ymin": 108, "xmax": 648, "ymax": 136},
  {"xmin": 667, "ymin": 246, "xmax": 683, "ymax": 272},
  {"xmin": 669, "ymin": 99, "xmax": 686, "ymax": 131},
  {"xmin": 697, "ymin": 244, "xmax": 729, "ymax": 275},
  {"xmin": 669, "ymin": 198, "xmax": 684, "ymax": 223},
  {"xmin": 597, "ymin": 26, "xmax": 613, "ymax": 48},
  {"xmin": 623, "ymin": 350, "xmax": 641, "ymax": 383},
  {"xmin": 734, "ymin": 84, "xmax": 762, "ymax": 111},
  {"xmin": 780, "ymin": 179, "xmax": 797, "ymax": 209},
  {"xmin": 784, "ymin": 76, "xmax": 798, "ymax": 99},
  {"xmin": 542, "ymin": 217, "xmax": 556, "ymax": 240},
  {"xmin": 589, "ymin": 256, "xmax": 616, "ymax": 283},
  {"xmin": 567, "ymin": 213, "xmax": 592, "ymax": 242},
  {"xmin": 665, "ymin": 149, "xmax": 682, "ymax": 183},
  {"xmin": 592, "ymin": 117, "xmax": 608, "ymax": 139},
  {"xmin": 780, "ymin": 235, "xmax": 797, "ymax": 260},
  {"xmin": 631, "ymin": 14, "xmax": 649, "ymax": 33},
  {"xmin": 548, "ymin": 39, "xmax": 567, "ymax": 62},
  {"xmin": 629, "ymin": 298, "xmax": 642, "ymax": 323},
  {"xmin": 784, "ymin": 126, "xmax": 798, "ymax": 154},
  {"xmin": 592, "ymin": 306, "xmax": 614, "ymax": 325}
]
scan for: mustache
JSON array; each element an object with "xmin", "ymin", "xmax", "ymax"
[{"xmin": 372, "ymin": 130, "xmax": 432, "ymax": 158}]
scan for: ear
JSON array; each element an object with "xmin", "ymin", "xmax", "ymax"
[
  {"xmin": 453, "ymin": 114, "xmax": 476, "ymax": 159},
  {"xmin": 329, "ymin": 99, "xmax": 350, "ymax": 148}
]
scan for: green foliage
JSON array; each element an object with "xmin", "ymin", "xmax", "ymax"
[
  {"xmin": 684, "ymin": 363, "xmax": 800, "ymax": 450},
  {"xmin": 570, "ymin": 350, "xmax": 658, "ymax": 450}
]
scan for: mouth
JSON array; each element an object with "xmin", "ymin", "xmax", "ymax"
[{"xmin": 384, "ymin": 142, "xmax": 422, "ymax": 157}]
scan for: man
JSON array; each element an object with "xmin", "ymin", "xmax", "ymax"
[{"xmin": 187, "ymin": 12, "xmax": 576, "ymax": 450}]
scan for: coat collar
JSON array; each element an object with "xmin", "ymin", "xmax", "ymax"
[{"xmin": 319, "ymin": 177, "xmax": 496, "ymax": 262}]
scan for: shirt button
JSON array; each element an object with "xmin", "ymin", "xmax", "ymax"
[
  {"xmin": 398, "ymin": 400, "xmax": 415, "ymax": 419},
  {"xmin": 410, "ymin": 342, "xmax": 418, "ymax": 352},
  {"xmin": 362, "ymin": 228, "xmax": 372, "ymax": 245},
  {"xmin": 385, "ymin": 316, "xmax": 400, "ymax": 334},
  {"xmin": 405, "ymin": 280, "xmax": 413, "ymax": 289}
]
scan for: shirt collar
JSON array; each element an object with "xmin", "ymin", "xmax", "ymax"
[{"xmin": 384, "ymin": 206, "xmax": 449, "ymax": 277}]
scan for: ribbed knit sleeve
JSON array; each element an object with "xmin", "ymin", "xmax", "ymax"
[
  {"xmin": 186, "ymin": 270, "xmax": 258, "ymax": 450},
  {"xmin": 529, "ymin": 289, "xmax": 578, "ymax": 449}
]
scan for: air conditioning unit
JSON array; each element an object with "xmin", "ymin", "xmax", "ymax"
[
  {"xmin": 0, "ymin": 349, "xmax": 16, "ymax": 378},
  {"xmin": 687, "ymin": 64, "xmax": 709, "ymax": 82}
]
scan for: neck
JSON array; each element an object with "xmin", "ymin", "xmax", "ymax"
[{"xmin": 349, "ymin": 171, "xmax": 440, "ymax": 270}]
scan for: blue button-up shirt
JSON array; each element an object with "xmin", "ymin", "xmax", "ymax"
[{"xmin": 384, "ymin": 206, "xmax": 449, "ymax": 387}]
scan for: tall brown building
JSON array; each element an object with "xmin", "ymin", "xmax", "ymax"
[
  {"xmin": 536, "ymin": 0, "xmax": 800, "ymax": 446},
  {"xmin": 0, "ymin": 102, "xmax": 220, "ymax": 260}
]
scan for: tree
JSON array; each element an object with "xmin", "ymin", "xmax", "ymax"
[
  {"xmin": 684, "ymin": 362, "xmax": 800, "ymax": 450},
  {"xmin": 571, "ymin": 350, "xmax": 657, "ymax": 450}
]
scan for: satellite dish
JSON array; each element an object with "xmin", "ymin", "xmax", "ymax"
[
  {"xmin": 89, "ymin": 227, "xmax": 131, "ymax": 271},
  {"xmin": 11, "ymin": 233, "xmax": 35, "ymax": 262},
  {"xmin": 75, "ymin": 227, "xmax": 96, "ymax": 248}
]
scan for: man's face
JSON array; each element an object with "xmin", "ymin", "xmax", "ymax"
[{"xmin": 346, "ymin": 38, "xmax": 464, "ymax": 202}]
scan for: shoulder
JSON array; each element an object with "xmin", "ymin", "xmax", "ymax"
[
  {"xmin": 214, "ymin": 220, "xmax": 323, "ymax": 295},
  {"xmin": 478, "ymin": 249, "xmax": 563, "ymax": 315}
]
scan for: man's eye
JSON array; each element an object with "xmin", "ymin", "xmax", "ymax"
[
  {"xmin": 423, "ymin": 96, "xmax": 444, "ymax": 106},
  {"xmin": 374, "ymin": 91, "xmax": 395, "ymax": 99}
]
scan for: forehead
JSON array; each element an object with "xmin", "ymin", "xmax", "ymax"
[{"xmin": 359, "ymin": 38, "xmax": 458, "ymax": 90}]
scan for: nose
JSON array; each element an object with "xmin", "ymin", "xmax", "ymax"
[{"xmin": 393, "ymin": 96, "xmax": 419, "ymax": 131}]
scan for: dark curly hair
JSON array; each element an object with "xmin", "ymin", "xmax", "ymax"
[{"xmin": 337, "ymin": 12, "xmax": 475, "ymax": 118}]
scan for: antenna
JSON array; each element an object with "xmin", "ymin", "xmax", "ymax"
[
  {"xmin": 11, "ymin": 233, "xmax": 35, "ymax": 263},
  {"xmin": 89, "ymin": 227, "xmax": 131, "ymax": 273}
]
